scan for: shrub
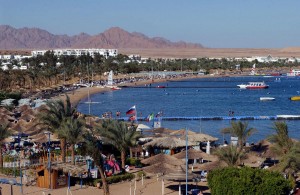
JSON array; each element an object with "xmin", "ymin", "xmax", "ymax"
[
  {"xmin": 136, "ymin": 171, "xmax": 146, "ymax": 180},
  {"xmin": 74, "ymin": 172, "xmax": 135, "ymax": 187},
  {"xmin": 126, "ymin": 158, "xmax": 141, "ymax": 167},
  {"xmin": 0, "ymin": 167, "xmax": 21, "ymax": 176},
  {"xmin": 207, "ymin": 167, "xmax": 292, "ymax": 195}
]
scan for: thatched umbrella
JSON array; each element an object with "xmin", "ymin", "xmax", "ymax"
[
  {"xmin": 241, "ymin": 153, "xmax": 264, "ymax": 168},
  {"xmin": 144, "ymin": 136, "xmax": 196, "ymax": 149},
  {"xmin": 143, "ymin": 162, "xmax": 178, "ymax": 175},
  {"xmin": 197, "ymin": 161, "xmax": 227, "ymax": 171},
  {"xmin": 163, "ymin": 164, "xmax": 197, "ymax": 195},
  {"xmin": 0, "ymin": 108, "xmax": 14, "ymax": 116},
  {"xmin": 183, "ymin": 133, "xmax": 218, "ymax": 143},
  {"xmin": 141, "ymin": 153, "xmax": 184, "ymax": 166},
  {"xmin": 173, "ymin": 148, "xmax": 218, "ymax": 161},
  {"xmin": 169, "ymin": 129, "xmax": 196, "ymax": 136},
  {"xmin": 143, "ymin": 128, "xmax": 174, "ymax": 135}
]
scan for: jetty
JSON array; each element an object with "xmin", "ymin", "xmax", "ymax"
[{"xmin": 115, "ymin": 115, "xmax": 300, "ymax": 121}]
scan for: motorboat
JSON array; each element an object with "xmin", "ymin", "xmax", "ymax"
[
  {"xmin": 260, "ymin": 97, "xmax": 275, "ymax": 101},
  {"xmin": 111, "ymin": 86, "xmax": 121, "ymax": 90},
  {"xmin": 237, "ymin": 82, "xmax": 269, "ymax": 89},
  {"xmin": 156, "ymin": 85, "xmax": 166, "ymax": 88},
  {"xmin": 290, "ymin": 96, "xmax": 300, "ymax": 101}
]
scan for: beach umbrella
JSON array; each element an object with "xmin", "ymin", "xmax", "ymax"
[
  {"xmin": 241, "ymin": 152, "xmax": 264, "ymax": 168},
  {"xmin": 141, "ymin": 153, "xmax": 184, "ymax": 166},
  {"xmin": 173, "ymin": 148, "xmax": 218, "ymax": 161},
  {"xmin": 143, "ymin": 162, "xmax": 179, "ymax": 175},
  {"xmin": 169, "ymin": 129, "xmax": 197, "ymax": 136},
  {"xmin": 144, "ymin": 136, "xmax": 196, "ymax": 149},
  {"xmin": 0, "ymin": 108, "xmax": 14, "ymax": 116},
  {"xmin": 183, "ymin": 133, "xmax": 219, "ymax": 143},
  {"xmin": 143, "ymin": 128, "xmax": 174, "ymax": 135},
  {"xmin": 197, "ymin": 161, "xmax": 227, "ymax": 171}
]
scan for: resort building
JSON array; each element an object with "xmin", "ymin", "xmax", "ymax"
[{"xmin": 31, "ymin": 48, "xmax": 118, "ymax": 58}]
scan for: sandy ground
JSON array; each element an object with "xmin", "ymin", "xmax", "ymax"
[{"xmin": 0, "ymin": 175, "xmax": 209, "ymax": 195}]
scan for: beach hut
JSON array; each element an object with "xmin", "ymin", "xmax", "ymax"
[{"xmin": 36, "ymin": 163, "xmax": 85, "ymax": 189}]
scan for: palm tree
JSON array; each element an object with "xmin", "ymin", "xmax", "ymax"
[
  {"xmin": 60, "ymin": 117, "xmax": 84, "ymax": 165},
  {"xmin": 267, "ymin": 121, "xmax": 292, "ymax": 155},
  {"xmin": 221, "ymin": 121, "xmax": 256, "ymax": 150},
  {"xmin": 84, "ymin": 129, "xmax": 110, "ymax": 195},
  {"xmin": 36, "ymin": 95, "xmax": 77, "ymax": 162},
  {"xmin": 99, "ymin": 120, "xmax": 141, "ymax": 169},
  {"xmin": 0, "ymin": 123, "xmax": 11, "ymax": 168},
  {"xmin": 215, "ymin": 145, "xmax": 245, "ymax": 167}
]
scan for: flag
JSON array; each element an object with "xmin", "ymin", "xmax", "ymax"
[
  {"xmin": 129, "ymin": 115, "xmax": 136, "ymax": 121},
  {"xmin": 126, "ymin": 105, "xmax": 136, "ymax": 115},
  {"xmin": 156, "ymin": 111, "xmax": 163, "ymax": 118},
  {"xmin": 146, "ymin": 113, "xmax": 154, "ymax": 122}
]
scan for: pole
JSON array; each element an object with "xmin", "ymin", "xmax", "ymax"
[
  {"xmin": 47, "ymin": 133, "xmax": 51, "ymax": 189},
  {"xmin": 19, "ymin": 133, "xmax": 23, "ymax": 195},
  {"xmin": 185, "ymin": 128, "xmax": 188, "ymax": 195},
  {"xmin": 80, "ymin": 173, "xmax": 82, "ymax": 189}
]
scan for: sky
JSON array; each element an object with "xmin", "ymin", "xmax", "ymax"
[{"xmin": 1, "ymin": 0, "xmax": 300, "ymax": 48}]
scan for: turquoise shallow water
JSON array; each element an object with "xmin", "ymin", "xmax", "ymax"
[{"xmin": 78, "ymin": 76, "xmax": 300, "ymax": 143}]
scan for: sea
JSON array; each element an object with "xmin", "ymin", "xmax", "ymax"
[{"xmin": 77, "ymin": 76, "xmax": 300, "ymax": 144}]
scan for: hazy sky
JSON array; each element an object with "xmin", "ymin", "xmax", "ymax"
[{"xmin": 1, "ymin": 0, "xmax": 300, "ymax": 48}]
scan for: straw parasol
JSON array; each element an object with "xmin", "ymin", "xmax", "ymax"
[
  {"xmin": 183, "ymin": 133, "xmax": 219, "ymax": 143},
  {"xmin": 144, "ymin": 136, "xmax": 196, "ymax": 149},
  {"xmin": 29, "ymin": 133, "xmax": 59, "ymax": 143},
  {"xmin": 141, "ymin": 153, "xmax": 184, "ymax": 166},
  {"xmin": 143, "ymin": 162, "xmax": 179, "ymax": 175},
  {"xmin": 163, "ymin": 164, "xmax": 196, "ymax": 181},
  {"xmin": 197, "ymin": 161, "xmax": 227, "ymax": 171},
  {"xmin": 173, "ymin": 148, "xmax": 218, "ymax": 161},
  {"xmin": 143, "ymin": 127, "xmax": 174, "ymax": 135},
  {"xmin": 241, "ymin": 152, "xmax": 264, "ymax": 168},
  {"xmin": 169, "ymin": 129, "xmax": 197, "ymax": 136}
]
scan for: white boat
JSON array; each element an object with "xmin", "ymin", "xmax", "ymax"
[
  {"xmin": 287, "ymin": 69, "xmax": 300, "ymax": 76},
  {"xmin": 237, "ymin": 82, "xmax": 269, "ymax": 89},
  {"xmin": 260, "ymin": 97, "xmax": 275, "ymax": 101},
  {"xmin": 106, "ymin": 70, "xmax": 121, "ymax": 90}
]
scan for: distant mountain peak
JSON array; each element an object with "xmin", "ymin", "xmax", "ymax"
[{"xmin": 0, "ymin": 25, "xmax": 203, "ymax": 50}]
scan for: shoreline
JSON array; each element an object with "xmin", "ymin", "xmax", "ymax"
[{"xmin": 54, "ymin": 73, "xmax": 217, "ymax": 107}]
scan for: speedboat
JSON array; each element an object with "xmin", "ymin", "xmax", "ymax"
[
  {"xmin": 290, "ymin": 96, "xmax": 300, "ymax": 101},
  {"xmin": 260, "ymin": 97, "xmax": 275, "ymax": 101},
  {"xmin": 237, "ymin": 82, "xmax": 269, "ymax": 89},
  {"xmin": 156, "ymin": 85, "xmax": 166, "ymax": 88}
]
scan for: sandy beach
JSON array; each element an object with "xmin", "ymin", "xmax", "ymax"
[
  {"xmin": 0, "ymin": 174, "xmax": 209, "ymax": 195},
  {"xmin": 54, "ymin": 74, "xmax": 209, "ymax": 106}
]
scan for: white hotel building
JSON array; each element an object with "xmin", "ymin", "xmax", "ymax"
[{"xmin": 31, "ymin": 48, "xmax": 118, "ymax": 58}]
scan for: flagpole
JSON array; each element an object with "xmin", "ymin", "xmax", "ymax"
[
  {"xmin": 185, "ymin": 127, "xmax": 188, "ymax": 195},
  {"xmin": 135, "ymin": 105, "xmax": 138, "ymax": 124}
]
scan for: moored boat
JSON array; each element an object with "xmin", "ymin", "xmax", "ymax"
[
  {"xmin": 237, "ymin": 82, "xmax": 269, "ymax": 89},
  {"xmin": 260, "ymin": 97, "xmax": 275, "ymax": 101},
  {"xmin": 290, "ymin": 96, "xmax": 300, "ymax": 101}
]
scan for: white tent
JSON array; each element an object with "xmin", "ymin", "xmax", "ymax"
[{"xmin": 137, "ymin": 124, "xmax": 151, "ymax": 131}]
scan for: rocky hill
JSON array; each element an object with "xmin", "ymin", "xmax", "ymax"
[{"xmin": 0, "ymin": 25, "xmax": 203, "ymax": 50}]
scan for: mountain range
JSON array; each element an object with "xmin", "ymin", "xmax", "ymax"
[{"xmin": 0, "ymin": 25, "xmax": 203, "ymax": 50}]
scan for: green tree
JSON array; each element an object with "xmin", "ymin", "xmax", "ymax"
[
  {"xmin": 60, "ymin": 117, "xmax": 84, "ymax": 165},
  {"xmin": 99, "ymin": 120, "xmax": 141, "ymax": 169},
  {"xmin": 221, "ymin": 121, "xmax": 256, "ymax": 150},
  {"xmin": 214, "ymin": 145, "xmax": 245, "ymax": 167},
  {"xmin": 0, "ymin": 123, "xmax": 11, "ymax": 168},
  {"xmin": 84, "ymin": 129, "xmax": 110, "ymax": 195},
  {"xmin": 36, "ymin": 95, "xmax": 77, "ymax": 162},
  {"xmin": 208, "ymin": 167, "xmax": 292, "ymax": 195},
  {"xmin": 268, "ymin": 121, "xmax": 292, "ymax": 155}
]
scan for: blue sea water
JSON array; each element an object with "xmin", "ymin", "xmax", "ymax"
[{"xmin": 77, "ymin": 76, "xmax": 300, "ymax": 143}]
